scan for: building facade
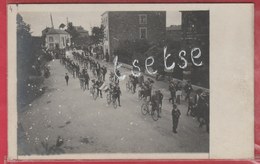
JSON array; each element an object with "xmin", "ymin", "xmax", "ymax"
[
  {"xmin": 44, "ymin": 28, "xmax": 71, "ymax": 50},
  {"xmin": 180, "ymin": 10, "xmax": 209, "ymax": 88},
  {"xmin": 101, "ymin": 11, "xmax": 166, "ymax": 62}
]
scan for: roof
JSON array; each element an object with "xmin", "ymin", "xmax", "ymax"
[
  {"xmin": 46, "ymin": 28, "xmax": 69, "ymax": 35},
  {"xmin": 101, "ymin": 11, "xmax": 166, "ymax": 16},
  {"xmin": 42, "ymin": 27, "xmax": 50, "ymax": 33}
]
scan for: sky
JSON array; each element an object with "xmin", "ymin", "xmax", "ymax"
[{"xmin": 20, "ymin": 11, "xmax": 181, "ymax": 36}]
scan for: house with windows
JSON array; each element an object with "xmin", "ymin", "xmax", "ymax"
[
  {"xmin": 101, "ymin": 11, "xmax": 166, "ymax": 61},
  {"xmin": 44, "ymin": 28, "xmax": 71, "ymax": 50}
]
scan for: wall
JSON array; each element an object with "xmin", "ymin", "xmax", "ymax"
[
  {"xmin": 46, "ymin": 34, "xmax": 70, "ymax": 50},
  {"xmin": 181, "ymin": 11, "xmax": 209, "ymax": 88},
  {"xmin": 107, "ymin": 11, "xmax": 166, "ymax": 62}
]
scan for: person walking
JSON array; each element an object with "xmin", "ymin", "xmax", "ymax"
[
  {"xmin": 105, "ymin": 51, "xmax": 109, "ymax": 62},
  {"xmin": 65, "ymin": 73, "xmax": 69, "ymax": 86},
  {"xmin": 84, "ymin": 72, "xmax": 90, "ymax": 90},
  {"xmin": 151, "ymin": 91, "xmax": 161, "ymax": 118},
  {"xmin": 79, "ymin": 73, "xmax": 85, "ymax": 90},
  {"xmin": 114, "ymin": 83, "xmax": 122, "ymax": 107},
  {"xmin": 169, "ymin": 81, "xmax": 176, "ymax": 104},
  {"xmin": 172, "ymin": 104, "xmax": 181, "ymax": 133},
  {"xmin": 132, "ymin": 76, "xmax": 138, "ymax": 93},
  {"xmin": 176, "ymin": 82, "xmax": 182, "ymax": 104},
  {"xmin": 96, "ymin": 62, "xmax": 101, "ymax": 79},
  {"xmin": 157, "ymin": 90, "xmax": 164, "ymax": 112},
  {"xmin": 184, "ymin": 81, "xmax": 193, "ymax": 101},
  {"xmin": 101, "ymin": 65, "xmax": 107, "ymax": 81},
  {"xmin": 96, "ymin": 79, "xmax": 103, "ymax": 98}
]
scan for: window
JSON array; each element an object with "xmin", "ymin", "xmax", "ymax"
[
  {"xmin": 140, "ymin": 27, "xmax": 147, "ymax": 39},
  {"xmin": 49, "ymin": 36, "xmax": 54, "ymax": 42},
  {"xmin": 139, "ymin": 14, "xmax": 147, "ymax": 24},
  {"xmin": 104, "ymin": 29, "xmax": 108, "ymax": 40}
]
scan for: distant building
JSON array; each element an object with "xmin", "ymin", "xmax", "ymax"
[
  {"xmin": 101, "ymin": 11, "xmax": 166, "ymax": 61},
  {"xmin": 166, "ymin": 25, "xmax": 182, "ymax": 41},
  {"xmin": 44, "ymin": 28, "xmax": 71, "ymax": 50},
  {"xmin": 74, "ymin": 26, "xmax": 89, "ymax": 38},
  {"xmin": 180, "ymin": 10, "xmax": 209, "ymax": 88},
  {"xmin": 42, "ymin": 27, "xmax": 51, "ymax": 37},
  {"xmin": 181, "ymin": 11, "xmax": 209, "ymax": 47}
]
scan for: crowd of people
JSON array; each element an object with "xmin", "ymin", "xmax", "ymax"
[
  {"xmin": 60, "ymin": 49, "xmax": 122, "ymax": 107},
  {"xmin": 59, "ymin": 48, "xmax": 209, "ymax": 134},
  {"xmin": 168, "ymin": 80, "xmax": 209, "ymax": 133},
  {"xmin": 127, "ymin": 73, "xmax": 209, "ymax": 133}
]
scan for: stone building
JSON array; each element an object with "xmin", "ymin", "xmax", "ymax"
[
  {"xmin": 180, "ymin": 10, "xmax": 209, "ymax": 88},
  {"xmin": 44, "ymin": 28, "xmax": 71, "ymax": 50},
  {"xmin": 101, "ymin": 11, "xmax": 166, "ymax": 62}
]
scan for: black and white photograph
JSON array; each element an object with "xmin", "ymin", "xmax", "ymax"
[
  {"xmin": 8, "ymin": 4, "xmax": 254, "ymax": 159},
  {"xmin": 16, "ymin": 8, "xmax": 210, "ymax": 155}
]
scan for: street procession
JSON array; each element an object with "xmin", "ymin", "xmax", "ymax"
[
  {"xmin": 17, "ymin": 9, "xmax": 210, "ymax": 154},
  {"xmin": 57, "ymin": 47, "xmax": 209, "ymax": 132}
]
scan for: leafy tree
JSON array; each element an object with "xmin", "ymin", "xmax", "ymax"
[
  {"xmin": 91, "ymin": 25, "xmax": 104, "ymax": 46},
  {"xmin": 17, "ymin": 13, "xmax": 31, "ymax": 39},
  {"xmin": 17, "ymin": 13, "xmax": 33, "ymax": 78},
  {"xmin": 59, "ymin": 23, "xmax": 66, "ymax": 29},
  {"xmin": 66, "ymin": 22, "xmax": 80, "ymax": 43},
  {"xmin": 74, "ymin": 36, "xmax": 91, "ymax": 48}
]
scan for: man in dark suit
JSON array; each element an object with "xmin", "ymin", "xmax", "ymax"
[
  {"xmin": 169, "ymin": 81, "xmax": 176, "ymax": 104},
  {"xmin": 184, "ymin": 81, "xmax": 193, "ymax": 101},
  {"xmin": 172, "ymin": 104, "xmax": 181, "ymax": 133},
  {"xmin": 194, "ymin": 89, "xmax": 205, "ymax": 125},
  {"xmin": 65, "ymin": 73, "xmax": 69, "ymax": 86}
]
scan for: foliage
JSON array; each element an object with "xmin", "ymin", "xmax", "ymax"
[
  {"xmin": 17, "ymin": 13, "xmax": 50, "ymax": 108},
  {"xmin": 74, "ymin": 36, "xmax": 92, "ymax": 48},
  {"xmin": 59, "ymin": 23, "xmax": 66, "ymax": 29},
  {"xmin": 66, "ymin": 22, "xmax": 80, "ymax": 43},
  {"xmin": 90, "ymin": 25, "xmax": 104, "ymax": 46},
  {"xmin": 17, "ymin": 13, "xmax": 33, "ymax": 77},
  {"xmin": 17, "ymin": 13, "xmax": 31, "ymax": 39}
]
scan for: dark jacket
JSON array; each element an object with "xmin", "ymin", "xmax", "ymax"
[{"xmin": 172, "ymin": 109, "xmax": 181, "ymax": 119}]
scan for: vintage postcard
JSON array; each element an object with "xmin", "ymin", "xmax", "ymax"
[{"xmin": 7, "ymin": 3, "xmax": 254, "ymax": 160}]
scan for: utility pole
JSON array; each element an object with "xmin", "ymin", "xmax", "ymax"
[{"xmin": 50, "ymin": 13, "xmax": 54, "ymax": 29}]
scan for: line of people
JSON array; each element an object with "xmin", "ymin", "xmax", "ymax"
[
  {"xmin": 168, "ymin": 80, "xmax": 209, "ymax": 133},
  {"xmin": 62, "ymin": 49, "xmax": 209, "ymax": 133},
  {"xmin": 62, "ymin": 50, "xmax": 122, "ymax": 107},
  {"xmin": 126, "ymin": 71, "xmax": 209, "ymax": 133}
]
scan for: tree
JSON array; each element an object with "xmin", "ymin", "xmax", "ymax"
[
  {"xmin": 17, "ymin": 13, "xmax": 33, "ymax": 77},
  {"xmin": 65, "ymin": 22, "xmax": 80, "ymax": 43},
  {"xmin": 74, "ymin": 36, "xmax": 91, "ymax": 48},
  {"xmin": 59, "ymin": 23, "xmax": 66, "ymax": 30},
  {"xmin": 91, "ymin": 25, "xmax": 104, "ymax": 46},
  {"xmin": 17, "ymin": 13, "xmax": 31, "ymax": 39}
]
